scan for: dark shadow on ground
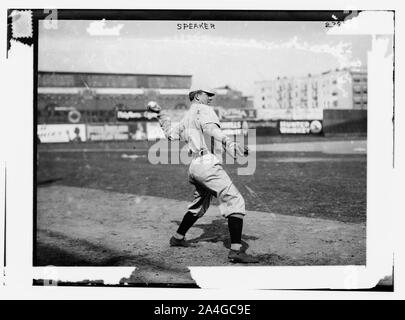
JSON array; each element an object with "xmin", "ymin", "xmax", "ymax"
[
  {"xmin": 172, "ymin": 218, "xmax": 288, "ymax": 265},
  {"xmin": 37, "ymin": 178, "xmax": 64, "ymax": 186},
  {"xmin": 172, "ymin": 218, "xmax": 258, "ymax": 253},
  {"xmin": 36, "ymin": 229, "xmax": 199, "ymax": 287}
]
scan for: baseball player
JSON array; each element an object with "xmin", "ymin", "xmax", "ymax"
[{"xmin": 147, "ymin": 87, "xmax": 258, "ymax": 263}]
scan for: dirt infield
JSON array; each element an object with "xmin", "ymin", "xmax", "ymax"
[{"xmin": 37, "ymin": 185, "xmax": 366, "ymax": 286}]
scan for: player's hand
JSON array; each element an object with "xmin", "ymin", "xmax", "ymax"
[
  {"xmin": 230, "ymin": 142, "xmax": 249, "ymax": 157},
  {"xmin": 238, "ymin": 144, "xmax": 249, "ymax": 157},
  {"xmin": 147, "ymin": 101, "xmax": 161, "ymax": 113},
  {"xmin": 243, "ymin": 145, "xmax": 249, "ymax": 156}
]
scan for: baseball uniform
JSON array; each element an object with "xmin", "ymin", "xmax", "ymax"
[{"xmin": 158, "ymin": 103, "xmax": 246, "ymax": 218}]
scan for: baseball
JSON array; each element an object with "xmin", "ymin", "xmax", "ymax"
[{"xmin": 147, "ymin": 101, "xmax": 161, "ymax": 113}]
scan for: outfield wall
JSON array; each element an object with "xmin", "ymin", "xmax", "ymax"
[
  {"xmin": 37, "ymin": 119, "xmax": 326, "ymax": 143},
  {"xmin": 37, "ymin": 121, "xmax": 247, "ymax": 143},
  {"xmin": 322, "ymin": 109, "xmax": 367, "ymax": 135},
  {"xmin": 37, "ymin": 122, "xmax": 167, "ymax": 143},
  {"xmin": 37, "ymin": 110, "xmax": 366, "ymax": 143}
]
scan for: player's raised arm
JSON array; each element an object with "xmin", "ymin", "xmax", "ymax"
[{"xmin": 147, "ymin": 101, "xmax": 182, "ymax": 141}]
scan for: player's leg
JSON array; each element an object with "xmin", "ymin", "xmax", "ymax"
[
  {"xmin": 192, "ymin": 163, "xmax": 259, "ymax": 263},
  {"xmin": 227, "ymin": 213, "xmax": 244, "ymax": 252},
  {"xmin": 226, "ymin": 214, "xmax": 259, "ymax": 263},
  {"xmin": 170, "ymin": 181, "xmax": 212, "ymax": 247}
]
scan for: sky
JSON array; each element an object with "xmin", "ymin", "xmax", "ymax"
[{"xmin": 38, "ymin": 20, "xmax": 372, "ymax": 95}]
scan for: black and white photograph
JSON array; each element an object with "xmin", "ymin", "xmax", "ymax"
[
  {"xmin": 0, "ymin": 3, "xmax": 400, "ymax": 299},
  {"xmin": 35, "ymin": 10, "xmax": 371, "ymax": 284}
]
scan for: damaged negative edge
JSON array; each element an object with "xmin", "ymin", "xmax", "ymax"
[
  {"xmin": 33, "ymin": 279, "xmax": 200, "ymax": 288},
  {"xmin": 31, "ymin": 267, "xmax": 198, "ymax": 288},
  {"xmin": 32, "ymin": 265, "xmax": 200, "ymax": 288},
  {"xmin": 32, "ymin": 267, "xmax": 136, "ymax": 286},
  {"xmin": 373, "ymin": 263, "xmax": 394, "ymax": 292},
  {"xmin": 7, "ymin": 9, "xmax": 34, "ymax": 56},
  {"xmin": 10, "ymin": 9, "xmax": 33, "ymax": 38},
  {"xmin": 5, "ymin": 9, "xmax": 361, "ymax": 58}
]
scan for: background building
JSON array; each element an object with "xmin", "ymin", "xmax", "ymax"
[
  {"xmin": 37, "ymin": 71, "xmax": 251, "ymax": 125},
  {"xmin": 37, "ymin": 71, "xmax": 254, "ymax": 142},
  {"xmin": 254, "ymin": 67, "xmax": 367, "ymax": 120},
  {"xmin": 37, "ymin": 71, "xmax": 193, "ymax": 124},
  {"xmin": 214, "ymin": 85, "xmax": 253, "ymax": 109}
]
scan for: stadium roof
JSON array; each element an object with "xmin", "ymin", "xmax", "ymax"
[{"xmin": 38, "ymin": 70, "xmax": 193, "ymax": 78}]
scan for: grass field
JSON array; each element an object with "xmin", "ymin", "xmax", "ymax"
[{"xmin": 37, "ymin": 137, "xmax": 366, "ymax": 224}]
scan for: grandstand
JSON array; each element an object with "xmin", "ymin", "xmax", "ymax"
[{"xmin": 37, "ymin": 71, "xmax": 193, "ymax": 124}]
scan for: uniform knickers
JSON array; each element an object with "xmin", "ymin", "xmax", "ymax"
[{"xmin": 187, "ymin": 153, "xmax": 246, "ymax": 218}]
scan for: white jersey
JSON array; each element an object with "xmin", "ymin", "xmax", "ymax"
[{"xmin": 158, "ymin": 102, "xmax": 221, "ymax": 154}]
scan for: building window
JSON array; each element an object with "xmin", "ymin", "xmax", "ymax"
[
  {"xmin": 333, "ymin": 101, "xmax": 338, "ymax": 107},
  {"xmin": 262, "ymin": 96, "xmax": 265, "ymax": 101}
]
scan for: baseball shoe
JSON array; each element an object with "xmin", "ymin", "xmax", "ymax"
[
  {"xmin": 228, "ymin": 250, "xmax": 259, "ymax": 264},
  {"xmin": 170, "ymin": 236, "xmax": 192, "ymax": 247}
]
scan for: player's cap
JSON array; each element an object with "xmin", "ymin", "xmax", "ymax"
[{"xmin": 189, "ymin": 85, "xmax": 216, "ymax": 96}]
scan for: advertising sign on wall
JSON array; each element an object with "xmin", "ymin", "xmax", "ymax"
[
  {"xmin": 216, "ymin": 108, "xmax": 257, "ymax": 121},
  {"xmin": 279, "ymin": 121, "xmax": 311, "ymax": 134},
  {"xmin": 279, "ymin": 120, "xmax": 323, "ymax": 134},
  {"xmin": 221, "ymin": 121, "xmax": 248, "ymax": 135},
  {"xmin": 87, "ymin": 125, "xmax": 129, "ymax": 141},
  {"xmin": 37, "ymin": 124, "xmax": 87, "ymax": 143},
  {"xmin": 116, "ymin": 109, "xmax": 158, "ymax": 121},
  {"xmin": 146, "ymin": 122, "xmax": 166, "ymax": 140},
  {"xmin": 309, "ymin": 120, "xmax": 323, "ymax": 134},
  {"xmin": 128, "ymin": 123, "xmax": 148, "ymax": 141}
]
